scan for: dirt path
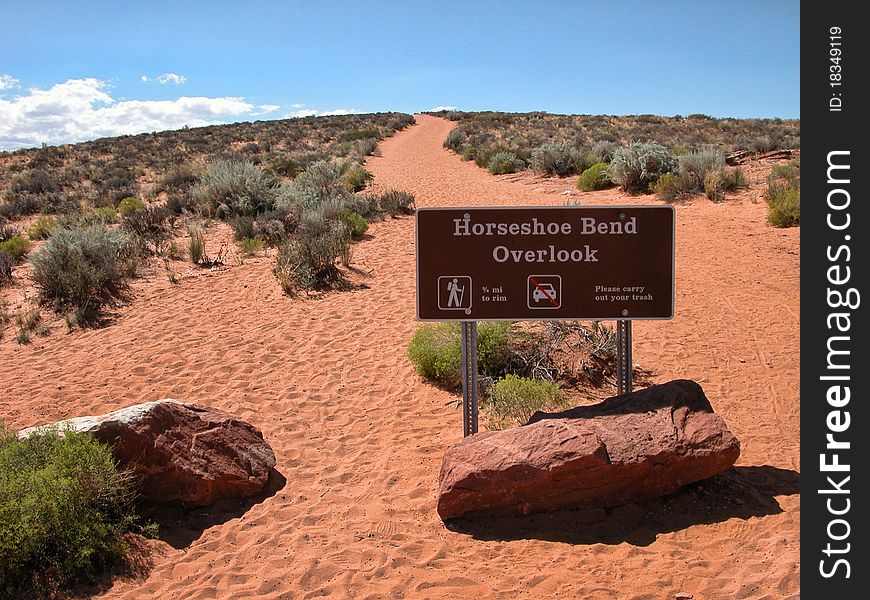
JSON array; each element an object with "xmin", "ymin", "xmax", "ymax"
[{"xmin": 1, "ymin": 114, "xmax": 799, "ymax": 599}]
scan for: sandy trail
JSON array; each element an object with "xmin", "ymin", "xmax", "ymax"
[{"xmin": 0, "ymin": 114, "xmax": 799, "ymax": 599}]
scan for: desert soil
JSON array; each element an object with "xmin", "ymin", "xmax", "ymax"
[{"xmin": 0, "ymin": 114, "xmax": 800, "ymax": 599}]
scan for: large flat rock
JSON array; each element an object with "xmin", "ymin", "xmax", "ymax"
[
  {"xmin": 437, "ymin": 379, "xmax": 740, "ymax": 520},
  {"xmin": 19, "ymin": 400, "xmax": 276, "ymax": 507}
]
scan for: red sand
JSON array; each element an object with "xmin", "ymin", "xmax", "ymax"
[{"xmin": 0, "ymin": 115, "xmax": 799, "ymax": 599}]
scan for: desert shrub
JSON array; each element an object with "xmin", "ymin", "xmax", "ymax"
[
  {"xmin": 0, "ymin": 227, "xmax": 17, "ymax": 243},
  {"xmin": 28, "ymin": 216, "xmax": 57, "ymax": 240},
  {"xmin": 355, "ymin": 138, "xmax": 378, "ymax": 158},
  {"xmin": 677, "ymin": 149, "xmax": 725, "ymax": 193},
  {"xmin": 444, "ymin": 129, "xmax": 465, "ymax": 152},
  {"xmin": 703, "ymin": 170, "xmax": 726, "ymax": 201},
  {"xmin": 608, "ymin": 141, "xmax": 676, "ymax": 193},
  {"xmin": 484, "ymin": 374, "xmax": 566, "ymax": 429},
  {"xmin": 344, "ymin": 194, "xmax": 380, "ymax": 221},
  {"xmin": 274, "ymin": 215, "xmax": 351, "ymax": 292},
  {"xmin": 487, "ymin": 151, "xmax": 524, "ymax": 175},
  {"xmin": 122, "ymin": 205, "xmax": 173, "ymax": 254},
  {"xmin": 341, "ymin": 211, "xmax": 368, "ymax": 239},
  {"xmin": 766, "ymin": 187, "xmax": 800, "ymax": 227},
  {"xmin": 158, "ymin": 163, "xmax": 200, "ymax": 192},
  {"xmin": 229, "ymin": 215, "xmax": 256, "ymax": 241},
  {"xmin": 765, "ymin": 160, "xmax": 800, "ymax": 227},
  {"xmin": 267, "ymin": 154, "xmax": 303, "ymax": 178},
  {"xmin": 0, "ymin": 426, "xmax": 138, "ymax": 594},
  {"xmin": 79, "ymin": 206, "xmax": 118, "ymax": 226},
  {"xmin": 343, "ymin": 162, "xmax": 374, "ymax": 192},
  {"xmin": 378, "ymin": 190, "xmax": 415, "ymax": 216},
  {"xmin": 190, "ymin": 159, "xmax": 277, "ymax": 218},
  {"xmin": 29, "ymin": 225, "xmax": 139, "ymax": 317},
  {"xmin": 407, "ymin": 321, "xmax": 516, "ymax": 389},
  {"xmin": 340, "ymin": 127, "xmax": 381, "ymax": 142},
  {"xmin": 0, "ymin": 235, "xmax": 32, "ymax": 261},
  {"xmin": 237, "ymin": 237, "xmax": 264, "ymax": 257},
  {"xmin": 722, "ymin": 166, "xmax": 749, "ymax": 191},
  {"xmin": 577, "ymin": 162, "xmax": 612, "ymax": 191},
  {"xmin": 117, "ymin": 197, "xmax": 145, "ymax": 215},
  {"xmin": 0, "ymin": 194, "xmax": 42, "ymax": 220},
  {"xmin": 652, "ymin": 172, "xmax": 694, "ymax": 202},
  {"xmin": 0, "ymin": 254, "xmax": 12, "ymax": 286},
  {"xmin": 591, "ymin": 140, "xmax": 618, "ymax": 163},
  {"xmin": 530, "ymin": 142, "xmax": 578, "ymax": 177},
  {"xmin": 278, "ymin": 160, "xmax": 351, "ymax": 210},
  {"xmin": 255, "ymin": 206, "xmax": 300, "ymax": 246},
  {"xmin": 165, "ymin": 192, "xmax": 195, "ymax": 215},
  {"xmin": 186, "ymin": 221, "xmax": 206, "ymax": 264}
]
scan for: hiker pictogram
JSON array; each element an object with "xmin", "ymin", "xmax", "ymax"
[{"xmin": 438, "ymin": 276, "xmax": 472, "ymax": 310}]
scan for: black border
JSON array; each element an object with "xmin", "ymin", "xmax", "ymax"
[{"xmin": 802, "ymin": 4, "xmax": 868, "ymax": 595}]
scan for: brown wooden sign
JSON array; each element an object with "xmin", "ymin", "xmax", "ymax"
[{"xmin": 416, "ymin": 205, "xmax": 675, "ymax": 321}]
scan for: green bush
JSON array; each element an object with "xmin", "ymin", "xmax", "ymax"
[
  {"xmin": 765, "ymin": 159, "xmax": 800, "ymax": 227},
  {"xmin": 484, "ymin": 374, "xmax": 566, "ymax": 429},
  {"xmin": 80, "ymin": 206, "xmax": 118, "ymax": 226},
  {"xmin": 187, "ymin": 221, "xmax": 206, "ymax": 264},
  {"xmin": 530, "ymin": 142, "xmax": 578, "ymax": 177},
  {"xmin": 0, "ymin": 235, "xmax": 32, "ymax": 261},
  {"xmin": 722, "ymin": 166, "xmax": 749, "ymax": 191},
  {"xmin": 190, "ymin": 159, "xmax": 277, "ymax": 218},
  {"xmin": 487, "ymin": 151, "xmax": 524, "ymax": 175},
  {"xmin": 577, "ymin": 162, "xmax": 612, "ymax": 191},
  {"xmin": 703, "ymin": 170, "xmax": 726, "ymax": 201},
  {"xmin": 766, "ymin": 187, "xmax": 800, "ymax": 227},
  {"xmin": 229, "ymin": 215, "xmax": 256, "ymax": 241},
  {"xmin": 407, "ymin": 322, "xmax": 515, "ymax": 389},
  {"xmin": 341, "ymin": 211, "xmax": 368, "ymax": 239},
  {"xmin": 652, "ymin": 171, "xmax": 694, "ymax": 202},
  {"xmin": 0, "ymin": 426, "xmax": 138, "ymax": 594},
  {"xmin": 29, "ymin": 225, "xmax": 139, "ymax": 317},
  {"xmin": 343, "ymin": 162, "xmax": 374, "ymax": 192},
  {"xmin": 237, "ymin": 237, "xmax": 264, "ymax": 258},
  {"xmin": 444, "ymin": 129, "xmax": 465, "ymax": 152},
  {"xmin": 27, "ymin": 216, "xmax": 57, "ymax": 241},
  {"xmin": 117, "ymin": 197, "xmax": 145, "ymax": 215},
  {"xmin": 608, "ymin": 141, "xmax": 676, "ymax": 193}
]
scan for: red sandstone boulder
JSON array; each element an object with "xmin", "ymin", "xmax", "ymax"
[
  {"xmin": 437, "ymin": 379, "xmax": 740, "ymax": 520},
  {"xmin": 19, "ymin": 400, "xmax": 276, "ymax": 507}
]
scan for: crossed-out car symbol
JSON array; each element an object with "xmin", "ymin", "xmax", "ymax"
[{"xmin": 532, "ymin": 283, "xmax": 558, "ymax": 302}]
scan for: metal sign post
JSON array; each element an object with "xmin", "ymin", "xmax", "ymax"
[
  {"xmin": 460, "ymin": 321, "xmax": 479, "ymax": 436},
  {"xmin": 616, "ymin": 320, "xmax": 633, "ymax": 395}
]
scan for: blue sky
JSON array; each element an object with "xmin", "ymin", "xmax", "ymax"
[{"xmin": 0, "ymin": 0, "xmax": 799, "ymax": 150}]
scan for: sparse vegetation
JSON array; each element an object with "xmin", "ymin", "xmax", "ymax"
[
  {"xmin": 433, "ymin": 111, "xmax": 799, "ymax": 176},
  {"xmin": 484, "ymin": 374, "xmax": 566, "ymax": 430},
  {"xmin": 530, "ymin": 142, "xmax": 580, "ymax": 177},
  {"xmin": 0, "ymin": 426, "xmax": 140, "ymax": 595},
  {"xmin": 0, "ymin": 235, "xmax": 31, "ymax": 261},
  {"xmin": 765, "ymin": 159, "xmax": 800, "ymax": 227},
  {"xmin": 29, "ymin": 225, "xmax": 139, "ymax": 320},
  {"xmin": 609, "ymin": 141, "xmax": 676, "ymax": 194},
  {"xmin": 487, "ymin": 151, "xmax": 524, "ymax": 175},
  {"xmin": 27, "ymin": 216, "xmax": 57, "ymax": 240},
  {"xmin": 377, "ymin": 189, "xmax": 415, "ymax": 216}
]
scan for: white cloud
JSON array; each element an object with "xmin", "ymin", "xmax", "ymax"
[
  {"xmin": 0, "ymin": 74, "xmax": 20, "ymax": 90},
  {"xmin": 0, "ymin": 78, "xmax": 265, "ymax": 150},
  {"xmin": 156, "ymin": 73, "xmax": 186, "ymax": 85},
  {"xmin": 254, "ymin": 104, "xmax": 281, "ymax": 116},
  {"xmin": 283, "ymin": 105, "xmax": 359, "ymax": 119},
  {"xmin": 140, "ymin": 75, "xmax": 149, "ymax": 82},
  {"xmin": 429, "ymin": 105, "xmax": 458, "ymax": 112}
]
